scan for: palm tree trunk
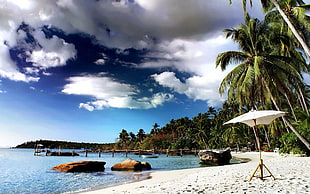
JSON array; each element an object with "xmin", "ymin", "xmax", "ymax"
[
  {"xmin": 298, "ymin": 87, "xmax": 309, "ymax": 116},
  {"xmin": 270, "ymin": 0, "xmax": 310, "ymax": 59},
  {"xmin": 262, "ymin": 126, "xmax": 271, "ymax": 147},
  {"xmin": 264, "ymin": 79, "xmax": 310, "ymax": 150},
  {"xmin": 284, "ymin": 93, "xmax": 297, "ymax": 121}
]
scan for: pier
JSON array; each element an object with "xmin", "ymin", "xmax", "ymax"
[{"xmin": 34, "ymin": 147, "xmax": 198, "ymax": 157}]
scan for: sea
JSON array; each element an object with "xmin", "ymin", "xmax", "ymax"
[{"xmin": 0, "ymin": 148, "xmax": 209, "ymax": 194}]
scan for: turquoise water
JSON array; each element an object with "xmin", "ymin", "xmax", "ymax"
[{"xmin": 0, "ymin": 149, "xmax": 203, "ymax": 193}]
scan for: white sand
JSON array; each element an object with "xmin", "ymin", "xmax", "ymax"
[{"xmin": 82, "ymin": 152, "xmax": 309, "ymax": 194}]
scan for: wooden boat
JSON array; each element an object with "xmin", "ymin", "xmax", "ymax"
[{"xmin": 141, "ymin": 154, "xmax": 159, "ymax": 158}]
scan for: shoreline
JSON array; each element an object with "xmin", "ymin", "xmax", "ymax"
[{"xmin": 80, "ymin": 152, "xmax": 309, "ymax": 194}]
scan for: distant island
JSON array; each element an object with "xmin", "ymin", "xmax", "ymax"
[{"xmin": 15, "ymin": 139, "xmax": 114, "ymax": 150}]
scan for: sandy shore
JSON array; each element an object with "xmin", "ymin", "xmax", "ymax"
[{"xmin": 82, "ymin": 152, "xmax": 309, "ymax": 194}]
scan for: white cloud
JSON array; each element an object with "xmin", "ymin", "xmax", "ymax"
[
  {"xmin": 141, "ymin": 35, "xmax": 237, "ymax": 106},
  {"xmin": 26, "ymin": 31, "xmax": 76, "ymax": 69},
  {"xmin": 63, "ymin": 74, "xmax": 173, "ymax": 110},
  {"xmin": 0, "ymin": 1, "xmax": 77, "ymax": 82},
  {"xmin": 152, "ymin": 72, "xmax": 226, "ymax": 107},
  {"xmin": 62, "ymin": 75, "xmax": 137, "ymax": 99},
  {"xmin": 79, "ymin": 103, "xmax": 94, "ymax": 111},
  {"xmin": 0, "ymin": 39, "xmax": 39, "ymax": 82},
  {"xmin": 6, "ymin": 0, "xmax": 34, "ymax": 10},
  {"xmin": 42, "ymin": 71, "xmax": 52, "ymax": 76},
  {"xmin": 24, "ymin": 67, "xmax": 40, "ymax": 75},
  {"xmin": 94, "ymin": 59, "xmax": 106, "ymax": 65}
]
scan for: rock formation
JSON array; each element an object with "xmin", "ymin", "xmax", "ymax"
[
  {"xmin": 198, "ymin": 148, "xmax": 232, "ymax": 165},
  {"xmin": 111, "ymin": 158, "xmax": 152, "ymax": 171},
  {"xmin": 52, "ymin": 161, "xmax": 106, "ymax": 172}
]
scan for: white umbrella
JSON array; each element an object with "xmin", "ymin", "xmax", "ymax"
[
  {"xmin": 224, "ymin": 109, "xmax": 286, "ymax": 181},
  {"xmin": 224, "ymin": 110, "xmax": 286, "ymax": 127}
]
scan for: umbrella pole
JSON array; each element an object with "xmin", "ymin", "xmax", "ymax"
[{"xmin": 249, "ymin": 123, "xmax": 275, "ymax": 181}]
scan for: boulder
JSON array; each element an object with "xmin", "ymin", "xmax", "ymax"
[
  {"xmin": 111, "ymin": 158, "xmax": 152, "ymax": 171},
  {"xmin": 198, "ymin": 148, "xmax": 232, "ymax": 165},
  {"xmin": 52, "ymin": 161, "xmax": 106, "ymax": 172}
]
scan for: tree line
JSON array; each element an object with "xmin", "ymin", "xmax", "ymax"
[
  {"xmin": 15, "ymin": 139, "xmax": 114, "ymax": 150},
  {"xmin": 114, "ymin": 102, "xmax": 309, "ymax": 155}
]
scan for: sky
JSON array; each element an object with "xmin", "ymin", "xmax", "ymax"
[{"xmin": 0, "ymin": 0, "xmax": 269, "ymax": 147}]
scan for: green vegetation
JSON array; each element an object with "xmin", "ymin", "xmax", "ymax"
[
  {"xmin": 113, "ymin": 106, "xmax": 309, "ymax": 156},
  {"xmin": 16, "ymin": 139, "xmax": 114, "ymax": 150}
]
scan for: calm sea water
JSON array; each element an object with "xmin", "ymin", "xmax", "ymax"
[{"xmin": 0, "ymin": 148, "xmax": 204, "ymax": 194}]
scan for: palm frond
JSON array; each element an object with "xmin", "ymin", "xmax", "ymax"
[{"xmin": 216, "ymin": 51, "xmax": 248, "ymax": 71}]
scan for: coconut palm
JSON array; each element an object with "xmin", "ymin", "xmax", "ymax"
[
  {"xmin": 150, "ymin": 123, "xmax": 160, "ymax": 135},
  {"xmin": 267, "ymin": 0, "xmax": 310, "ymax": 58},
  {"xmin": 136, "ymin": 129, "xmax": 146, "ymax": 142},
  {"xmin": 229, "ymin": 0, "xmax": 310, "ymax": 58},
  {"xmin": 192, "ymin": 113, "xmax": 211, "ymax": 149},
  {"xmin": 216, "ymin": 16, "xmax": 310, "ymax": 150}
]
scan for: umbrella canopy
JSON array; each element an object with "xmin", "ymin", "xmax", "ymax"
[{"xmin": 224, "ymin": 110, "xmax": 286, "ymax": 127}]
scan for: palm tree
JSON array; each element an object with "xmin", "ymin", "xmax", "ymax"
[
  {"xmin": 150, "ymin": 123, "xmax": 160, "ymax": 135},
  {"xmin": 193, "ymin": 113, "xmax": 211, "ymax": 149},
  {"xmin": 136, "ymin": 129, "xmax": 146, "ymax": 142},
  {"xmin": 216, "ymin": 16, "xmax": 310, "ymax": 150},
  {"xmin": 118, "ymin": 129, "xmax": 130, "ymax": 149},
  {"xmin": 268, "ymin": 0, "xmax": 310, "ymax": 58},
  {"xmin": 229, "ymin": 0, "xmax": 310, "ymax": 58}
]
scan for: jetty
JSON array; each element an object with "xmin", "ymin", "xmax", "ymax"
[{"xmin": 34, "ymin": 144, "xmax": 79, "ymax": 156}]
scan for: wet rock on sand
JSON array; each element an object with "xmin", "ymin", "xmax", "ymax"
[
  {"xmin": 111, "ymin": 158, "xmax": 152, "ymax": 171},
  {"xmin": 52, "ymin": 161, "xmax": 106, "ymax": 172}
]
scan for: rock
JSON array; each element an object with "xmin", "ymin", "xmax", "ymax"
[
  {"xmin": 141, "ymin": 161, "xmax": 152, "ymax": 170},
  {"xmin": 51, "ymin": 161, "xmax": 106, "ymax": 172},
  {"xmin": 111, "ymin": 158, "xmax": 152, "ymax": 171},
  {"xmin": 198, "ymin": 148, "xmax": 232, "ymax": 165}
]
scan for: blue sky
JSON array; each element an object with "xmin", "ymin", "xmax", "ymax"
[{"xmin": 0, "ymin": 0, "xmax": 268, "ymax": 147}]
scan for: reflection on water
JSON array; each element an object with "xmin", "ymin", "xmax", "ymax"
[{"xmin": 0, "ymin": 149, "xmax": 205, "ymax": 194}]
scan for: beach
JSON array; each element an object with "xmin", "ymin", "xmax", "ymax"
[{"xmin": 82, "ymin": 152, "xmax": 310, "ymax": 194}]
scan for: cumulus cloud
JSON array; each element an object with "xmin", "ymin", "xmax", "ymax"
[
  {"xmin": 140, "ymin": 35, "xmax": 237, "ymax": 106},
  {"xmin": 26, "ymin": 31, "xmax": 76, "ymax": 69},
  {"xmin": 62, "ymin": 74, "xmax": 173, "ymax": 110},
  {"xmin": 0, "ymin": 40, "xmax": 39, "ymax": 82},
  {"xmin": 0, "ymin": 0, "xmax": 77, "ymax": 82},
  {"xmin": 139, "ymin": 35, "xmax": 238, "ymax": 74},
  {"xmin": 152, "ymin": 72, "xmax": 226, "ymax": 107}
]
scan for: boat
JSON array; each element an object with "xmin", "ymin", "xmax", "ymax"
[{"xmin": 141, "ymin": 154, "xmax": 159, "ymax": 158}]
